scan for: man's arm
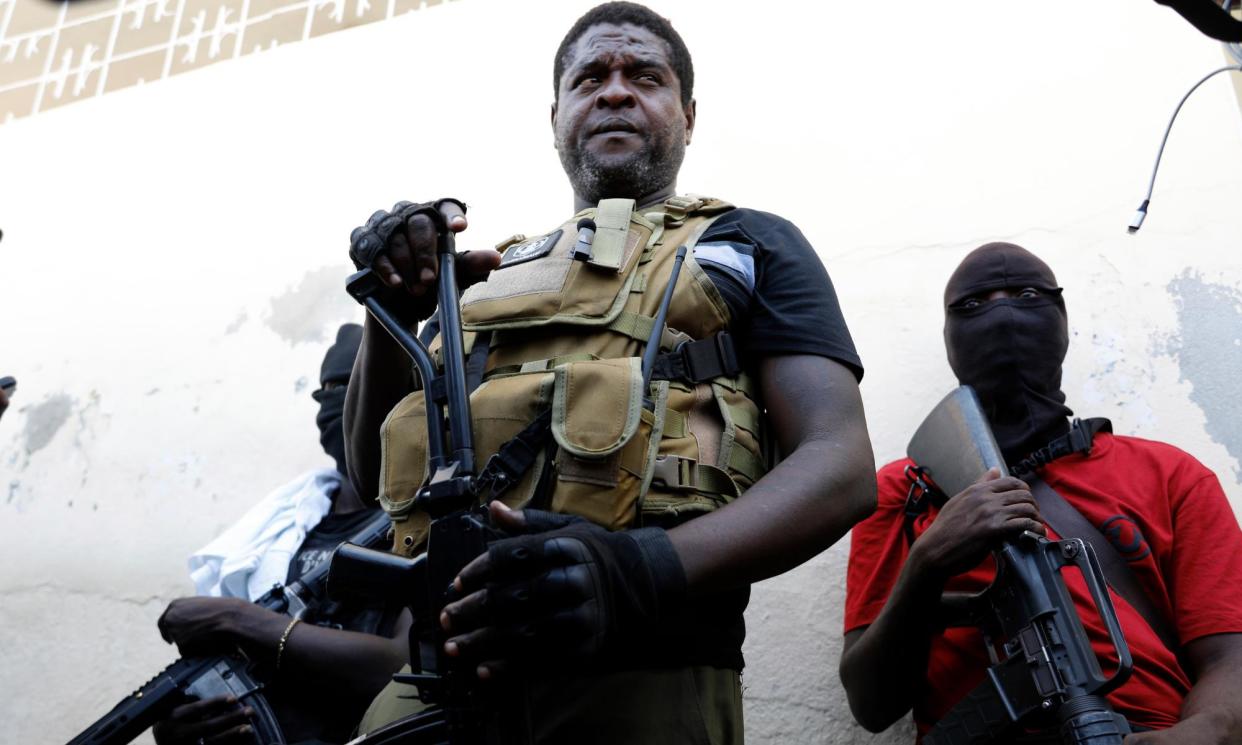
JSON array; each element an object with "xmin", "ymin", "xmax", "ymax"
[
  {"xmin": 344, "ymin": 319, "xmax": 415, "ymax": 501},
  {"xmin": 1124, "ymin": 633, "xmax": 1242, "ymax": 744},
  {"xmin": 158, "ymin": 598, "xmax": 410, "ymax": 706},
  {"xmin": 839, "ymin": 575, "xmax": 945, "ymax": 731},
  {"xmin": 838, "ymin": 470, "xmax": 1042, "ymax": 732},
  {"xmin": 669, "ymin": 354, "xmax": 875, "ymax": 592}
]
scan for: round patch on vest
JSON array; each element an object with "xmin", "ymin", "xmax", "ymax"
[{"xmin": 499, "ymin": 229, "xmax": 563, "ymax": 268}]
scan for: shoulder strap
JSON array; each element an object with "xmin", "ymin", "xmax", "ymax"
[
  {"xmin": 1013, "ymin": 418, "xmax": 1112, "ymax": 476},
  {"xmin": 1028, "ymin": 478, "xmax": 1183, "ymax": 660}
]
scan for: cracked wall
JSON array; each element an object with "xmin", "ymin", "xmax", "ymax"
[{"xmin": 2, "ymin": 2, "xmax": 1241, "ymax": 743}]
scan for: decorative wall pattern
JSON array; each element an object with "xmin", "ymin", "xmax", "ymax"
[{"xmin": 0, "ymin": 0, "xmax": 452, "ymax": 124}]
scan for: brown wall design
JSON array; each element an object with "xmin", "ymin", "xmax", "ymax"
[{"xmin": 0, "ymin": 0, "xmax": 453, "ymax": 124}]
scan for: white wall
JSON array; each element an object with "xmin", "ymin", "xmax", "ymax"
[{"xmin": 2, "ymin": 1, "xmax": 1240, "ymax": 742}]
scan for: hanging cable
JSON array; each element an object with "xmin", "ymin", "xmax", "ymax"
[{"xmin": 1127, "ymin": 62, "xmax": 1242, "ymax": 232}]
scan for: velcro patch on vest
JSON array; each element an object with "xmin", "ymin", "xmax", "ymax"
[{"xmin": 499, "ymin": 230, "xmax": 562, "ymax": 269}]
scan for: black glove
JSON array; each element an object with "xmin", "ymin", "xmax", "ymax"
[
  {"xmin": 480, "ymin": 510, "xmax": 688, "ymax": 665},
  {"xmin": 347, "ymin": 198, "xmax": 466, "ymax": 271},
  {"xmin": 347, "ymin": 198, "xmax": 496, "ymax": 325}
]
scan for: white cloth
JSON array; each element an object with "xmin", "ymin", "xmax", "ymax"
[{"xmin": 188, "ymin": 468, "xmax": 338, "ymax": 601}]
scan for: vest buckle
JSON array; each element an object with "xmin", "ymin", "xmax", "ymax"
[{"xmin": 651, "ymin": 455, "xmax": 698, "ymax": 491}]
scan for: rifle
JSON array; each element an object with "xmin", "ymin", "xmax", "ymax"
[
  {"xmin": 908, "ymin": 387, "xmax": 1134, "ymax": 745},
  {"xmin": 327, "ymin": 213, "xmax": 525, "ymax": 745},
  {"xmin": 67, "ymin": 509, "xmax": 392, "ymax": 745}
]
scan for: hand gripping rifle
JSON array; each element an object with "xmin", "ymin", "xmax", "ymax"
[
  {"xmin": 327, "ymin": 214, "xmax": 527, "ymax": 745},
  {"xmin": 909, "ymin": 387, "xmax": 1134, "ymax": 745},
  {"xmin": 66, "ymin": 509, "xmax": 393, "ymax": 745}
]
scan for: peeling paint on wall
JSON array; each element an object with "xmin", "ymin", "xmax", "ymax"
[
  {"xmin": 21, "ymin": 393, "xmax": 76, "ymax": 455},
  {"xmin": 224, "ymin": 311, "xmax": 248, "ymax": 334},
  {"xmin": 1164, "ymin": 271, "xmax": 1242, "ymax": 477},
  {"xmin": 265, "ymin": 265, "xmax": 357, "ymax": 345}
]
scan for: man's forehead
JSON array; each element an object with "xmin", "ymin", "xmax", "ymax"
[{"xmin": 568, "ymin": 22, "xmax": 672, "ymax": 69}]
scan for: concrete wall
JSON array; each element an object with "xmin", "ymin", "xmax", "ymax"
[{"xmin": 2, "ymin": 1, "xmax": 1240, "ymax": 742}]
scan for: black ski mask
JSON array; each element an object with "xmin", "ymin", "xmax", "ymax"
[
  {"xmin": 943, "ymin": 243, "xmax": 1073, "ymax": 465},
  {"xmin": 313, "ymin": 323, "xmax": 363, "ymax": 476}
]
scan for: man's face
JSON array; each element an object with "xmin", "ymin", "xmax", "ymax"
[{"xmin": 552, "ymin": 22, "xmax": 694, "ymax": 205}]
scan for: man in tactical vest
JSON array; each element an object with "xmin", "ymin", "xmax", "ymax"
[
  {"xmin": 343, "ymin": 2, "xmax": 877, "ymax": 741},
  {"xmin": 839, "ymin": 243, "xmax": 1242, "ymax": 743}
]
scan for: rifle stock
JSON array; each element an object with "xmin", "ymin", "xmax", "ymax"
[{"xmin": 909, "ymin": 387, "xmax": 1133, "ymax": 745}]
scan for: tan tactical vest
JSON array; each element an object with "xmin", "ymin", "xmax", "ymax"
[{"xmin": 378, "ymin": 196, "xmax": 769, "ymax": 556}]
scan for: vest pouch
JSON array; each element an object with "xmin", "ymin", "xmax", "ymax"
[
  {"xmin": 460, "ymin": 207, "xmax": 655, "ymax": 331},
  {"xmin": 378, "ymin": 371, "xmax": 555, "ymax": 557},
  {"xmin": 549, "ymin": 357, "xmax": 651, "ymax": 530},
  {"xmin": 378, "ymin": 392, "xmax": 432, "ymax": 556},
  {"xmin": 469, "ymin": 370, "xmax": 556, "ymax": 511}
]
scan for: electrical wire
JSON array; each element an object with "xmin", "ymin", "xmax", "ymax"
[{"xmin": 1127, "ymin": 62, "xmax": 1242, "ymax": 232}]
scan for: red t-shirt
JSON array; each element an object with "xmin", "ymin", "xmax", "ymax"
[{"xmin": 844, "ymin": 433, "xmax": 1242, "ymax": 736}]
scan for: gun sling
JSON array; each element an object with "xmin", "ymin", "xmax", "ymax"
[{"xmin": 1028, "ymin": 478, "xmax": 1183, "ymax": 664}]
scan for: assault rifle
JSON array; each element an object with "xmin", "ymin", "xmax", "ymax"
[
  {"xmin": 67, "ymin": 508, "xmax": 392, "ymax": 745},
  {"xmin": 908, "ymin": 387, "xmax": 1134, "ymax": 745},
  {"xmin": 326, "ymin": 211, "xmax": 525, "ymax": 745}
]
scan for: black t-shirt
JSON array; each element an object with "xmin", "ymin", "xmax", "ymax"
[
  {"xmin": 696, "ymin": 207, "xmax": 863, "ymax": 380},
  {"xmin": 286, "ymin": 508, "xmax": 396, "ymax": 636}
]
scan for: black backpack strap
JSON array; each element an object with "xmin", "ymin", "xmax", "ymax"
[
  {"xmin": 1028, "ymin": 479, "xmax": 1183, "ymax": 662},
  {"xmin": 1012, "ymin": 418, "xmax": 1112, "ymax": 476}
]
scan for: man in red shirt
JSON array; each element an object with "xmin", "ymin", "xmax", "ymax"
[{"xmin": 840, "ymin": 242, "xmax": 1242, "ymax": 743}]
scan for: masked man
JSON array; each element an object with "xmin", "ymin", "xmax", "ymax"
[
  {"xmin": 343, "ymin": 2, "xmax": 877, "ymax": 741},
  {"xmin": 153, "ymin": 324, "xmax": 410, "ymax": 745},
  {"xmin": 840, "ymin": 243, "xmax": 1242, "ymax": 744}
]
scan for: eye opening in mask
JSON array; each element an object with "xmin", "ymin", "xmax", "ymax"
[{"xmin": 949, "ymin": 285, "xmax": 1062, "ymax": 311}]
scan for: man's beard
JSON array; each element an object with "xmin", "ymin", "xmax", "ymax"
[{"xmin": 558, "ymin": 124, "xmax": 685, "ymax": 205}]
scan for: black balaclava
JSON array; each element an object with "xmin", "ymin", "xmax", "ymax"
[
  {"xmin": 312, "ymin": 323, "xmax": 363, "ymax": 476},
  {"xmin": 943, "ymin": 243, "xmax": 1073, "ymax": 465}
]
